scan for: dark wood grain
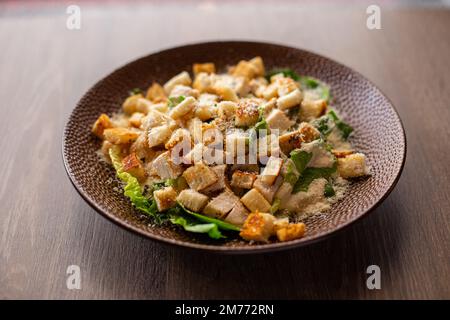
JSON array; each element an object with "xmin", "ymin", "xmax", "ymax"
[{"xmin": 0, "ymin": 3, "xmax": 449, "ymax": 299}]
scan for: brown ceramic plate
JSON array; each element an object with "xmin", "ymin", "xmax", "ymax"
[{"xmin": 62, "ymin": 41, "xmax": 406, "ymax": 254}]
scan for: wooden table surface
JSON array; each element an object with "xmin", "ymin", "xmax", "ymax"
[{"xmin": 0, "ymin": 1, "xmax": 449, "ymax": 299}]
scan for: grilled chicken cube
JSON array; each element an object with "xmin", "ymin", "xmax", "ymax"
[
  {"xmin": 163, "ymin": 71, "xmax": 192, "ymax": 94},
  {"xmin": 147, "ymin": 125, "xmax": 173, "ymax": 148},
  {"xmin": 92, "ymin": 113, "xmax": 113, "ymax": 139},
  {"xmin": 299, "ymin": 122, "xmax": 321, "ymax": 142},
  {"xmin": 260, "ymin": 157, "xmax": 283, "ymax": 186},
  {"xmin": 278, "ymin": 122, "xmax": 320, "ymax": 154},
  {"xmin": 240, "ymin": 188, "xmax": 271, "ymax": 213},
  {"xmin": 230, "ymin": 171, "xmax": 257, "ymax": 189},
  {"xmin": 103, "ymin": 128, "xmax": 140, "ymax": 145},
  {"xmin": 146, "ymin": 82, "xmax": 167, "ymax": 102},
  {"xmin": 153, "ymin": 186, "xmax": 177, "ymax": 212},
  {"xmin": 165, "ymin": 128, "xmax": 192, "ymax": 150},
  {"xmin": 202, "ymin": 165, "xmax": 227, "ymax": 193},
  {"xmin": 239, "ymin": 212, "xmax": 275, "ymax": 242},
  {"xmin": 203, "ymin": 189, "xmax": 239, "ymax": 218},
  {"xmin": 253, "ymin": 175, "xmax": 283, "ymax": 203},
  {"xmin": 121, "ymin": 152, "xmax": 146, "ymax": 181},
  {"xmin": 182, "ymin": 162, "xmax": 218, "ymax": 191},
  {"xmin": 193, "ymin": 72, "xmax": 214, "ymax": 93},
  {"xmin": 265, "ymin": 109, "xmax": 294, "ymax": 132},
  {"xmin": 169, "ymin": 85, "xmax": 199, "ymax": 100},
  {"xmin": 276, "ymin": 223, "xmax": 306, "ymax": 242},
  {"xmin": 277, "ymin": 88, "xmax": 302, "ymax": 110},
  {"xmin": 141, "ymin": 109, "xmax": 174, "ymax": 130},
  {"xmin": 337, "ymin": 153, "xmax": 369, "ymax": 178},
  {"xmin": 193, "ymin": 63, "xmax": 216, "ymax": 75},
  {"xmin": 169, "ymin": 96, "xmax": 196, "ymax": 120},
  {"xmin": 151, "ymin": 151, "xmax": 183, "ymax": 179},
  {"xmin": 276, "ymin": 77, "xmax": 299, "ymax": 97},
  {"xmin": 235, "ymin": 100, "xmax": 259, "ymax": 127},
  {"xmin": 300, "ymin": 99, "xmax": 327, "ymax": 121},
  {"xmin": 224, "ymin": 200, "xmax": 249, "ymax": 227},
  {"xmin": 176, "ymin": 189, "xmax": 209, "ymax": 212}
]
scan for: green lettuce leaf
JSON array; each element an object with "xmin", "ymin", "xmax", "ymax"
[
  {"xmin": 167, "ymin": 95, "xmax": 185, "ymax": 108},
  {"xmin": 293, "ymin": 162, "xmax": 337, "ymax": 193},
  {"xmin": 290, "ymin": 150, "xmax": 313, "ymax": 175},
  {"xmin": 169, "ymin": 215, "xmax": 224, "ymax": 239},
  {"xmin": 327, "ymin": 110, "xmax": 353, "ymax": 139},
  {"xmin": 324, "ymin": 181, "xmax": 336, "ymax": 197},
  {"xmin": 178, "ymin": 203, "xmax": 241, "ymax": 231},
  {"xmin": 265, "ymin": 68, "xmax": 300, "ymax": 81}
]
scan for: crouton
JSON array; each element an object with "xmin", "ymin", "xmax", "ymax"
[
  {"xmin": 202, "ymin": 165, "xmax": 227, "ymax": 193},
  {"xmin": 153, "ymin": 186, "xmax": 177, "ymax": 211},
  {"xmin": 193, "ymin": 63, "xmax": 216, "ymax": 75},
  {"xmin": 121, "ymin": 152, "xmax": 146, "ymax": 181},
  {"xmin": 276, "ymin": 89, "xmax": 302, "ymax": 110},
  {"xmin": 332, "ymin": 149, "xmax": 354, "ymax": 158},
  {"xmin": 231, "ymin": 60, "xmax": 258, "ymax": 80},
  {"xmin": 249, "ymin": 77, "xmax": 268, "ymax": 98},
  {"xmin": 141, "ymin": 109, "xmax": 174, "ymax": 130},
  {"xmin": 193, "ymin": 72, "xmax": 214, "ymax": 93},
  {"xmin": 300, "ymin": 99, "xmax": 327, "ymax": 121},
  {"xmin": 276, "ymin": 223, "xmax": 306, "ymax": 242},
  {"xmin": 235, "ymin": 100, "xmax": 259, "ymax": 127},
  {"xmin": 92, "ymin": 113, "xmax": 113, "ymax": 139},
  {"xmin": 177, "ymin": 189, "xmax": 209, "ymax": 212},
  {"xmin": 249, "ymin": 57, "xmax": 265, "ymax": 77},
  {"xmin": 151, "ymin": 151, "xmax": 183, "ymax": 179},
  {"xmin": 169, "ymin": 96, "xmax": 196, "ymax": 120},
  {"xmin": 165, "ymin": 128, "xmax": 192, "ymax": 150},
  {"xmin": 265, "ymin": 109, "xmax": 294, "ymax": 132},
  {"xmin": 276, "ymin": 77, "xmax": 300, "ymax": 97},
  {"xmin": 203, "ymin": 189, "xmax": 239, "ymax": 218},
  {"xmin": 260, "ymin": 157, "xmax": 283, "ymax": 186},
  {"xmin": 214, "ymin": 85, "xmax": 239, "ymax": 102},
  {"xmin": 103, "ymin": 127, "xmax": 140, "ymax": 145},
  {"xmin": 217, "ymin": 101, "xmax": 237, "ymax": 119},
  {"xmin": 230, "ymin": 171, "xmax": 257, "ymax": 189},
  {"xmin": 147, "ymin": 125, "xmax": 173, "ymax": 148},
  {"xmin": 169, "ymin": 85, "xmax": 199, "ymax": 99},
  {"xmin": 240, "ymin": 188, "xmax": 271, "ymax": 213},
  {"xmin": 182, "ymin": 162, "xmax": 218, "ymax": 191},
  {"xmin": 278, "ymin": 123, "xmax": 320, "ymax": 154},
  {"xmin": 224, "ymin": 200, "xmax": 249, "ymax": 227},
  {"xmin": 299, "ymin": 122, "xmax": 321, "ymax": 142},
  {"xmin": 239, "ymin": 212, "xmax": 275, "ymax": 242},
  {"xmin": 262, "ymin": 83, "xmax": 279, "ymax": 100},
  {"xmin": 253, "ymin": 175, "xmax": 283, "ymax": 203},
  {"xmin": 129, "ymin": 112, "xmax": 145, "ymax": 128},
  {"xmin": 163, "ymin": 71, "xmax": 192, "ymax": 94},
  {"xmin": 122, "ymin": 94, "xmax": 144, "ymax": 114},
  {"xmin": 195, "ymin": 104, "xmax": 216, "ymax": 121},
  {"xmin": 337, "ymin": 153, "xmax": 369, "ymax": 178},
  {"xmin": 146, "ymin": 82, "xmax": 167, "ymax": 102}
]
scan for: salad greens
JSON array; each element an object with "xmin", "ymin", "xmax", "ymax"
[
  {"xmin": 167, "ymin": 95, "xmax": 186, "ymax": 108},
  {"xmin": 313, "ymin": 110, "xmax": 354, "ymax": 140},
  {"xmin": 290, "ymin": 150, "xmax": 313, "ymax": 175},
  {"xmin": 293, "ymin": 162, "xmax": 337, "ymax": 193},
  {"xmin": 178, "ymin": 203, "xmax": 241, "ymax": 232}
]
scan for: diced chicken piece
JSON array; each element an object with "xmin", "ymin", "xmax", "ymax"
[
  {"xmin": 169, "ymin": 96, "xmax": 196, "ymax": 120},
  {"xmin": 141, "ymin": 109, "xmax": 174, "ymax": 130},
  {"xmin": 195, "ymin": 105, "xmax": 216, "ymax": 121},
  {"xmin": 253, "ymin": 175, "xmax": 283, "ymax": 203},
  {"xmin": 214, "ymin": 85, "xmax": 239, "ymax": 102},
  {"xmin": 176, "ymin": 189, "xmax": 209, "ymax": 212},
  {"xmin": 103, "ymin": 127, "xmax": 139, "ymax": 145},
  {"xmin": 203, "ymin": 189, "xmax": 239, "ymax": 218},
  {"xmin": 193, "ymin": 72, "xmax": 214, "ymax": 93},
  {"xmin": 249, "ymin": 77, "xmax": 268, "ymax": 98},
  {"xmin": 274, "ymin": 182, "xmax": 293, "ymax": 203},
  {"xmin": 134, "ymin": 98, "xmax": 153, "ymax": 114},
  {"xmin": 146, "ymin": 82, "xmax": 167, "ymax": 102},
  {"xmin": 262, "ymin": 83, "xmax": 279, "ymax": 100},
  {"xmin": 278, "ymin": 122, "xmax": 320, "ymax": 154},
  {"xmin": 151, "ymin": 151, "xmax": 183, "ymax": 179},
  {"xmin": 239, "ymin": 212, "xmax": 275, "ymax": 242},
  {"xmin": 187, "ymin": 117, "xmax": 203, "ymax": 143},
  {"xmin": 277, "ymin": 89, "xmax": 302, "ymax": 110},
  {"xmin": 149, "ymin": 102, "xmax": 169, "ymax": 113},
  {"xmin": 276, "ymin": 77, "xmax": 300, "ymax": 97},
  {"xmin": 169, "ymin": 85, "xmax": 199, "ymax": 99},
  {"xmin": 193, "ymin": 62, "xmax": 216, "ymax": 75},
  {"xmin": 235, "ymin": 100, "xmax": 259, "ymax": 127},
  {"xmin": 153, "ymin": 186, "xmax": 177, "ymax": 211},
  {"xmin": 259, "ymin": 98, "xmax": 277, "ymax": 118},
  {"xmin": 224, "ymin": 200, "xmax": 249, "ymax": 227},
  {"xmin": 300, "ymin": 99, "xmax": 327, "ymax": 121},
  {"xmin": 129, "ymin": 112, "xmax": 145, "ymax": 128},
  {"xmin": 265, "ymin": 109, "xmax": 294, "ymax": 132},
  {"xmin": 182, "ymin": 143, "xmax": 205, "ymax": 164},
  {"xmin": 217, "ymin": 101, "xmax": 237, "ymax": 119},
  {"xmin": 240, "ymin": 188, "xmax": 271, "ymax": 213},
  {"xmin": 276, "ymin": 223, "xmax": 306, "ymax": 242},
  {"xmin": 182, "ymin": 162, "xmax": 218, "ymax": 191},
  {"xmin": 130, "ymin": 133, "xmax": 157, "ymax": 162},
  {"xmin": 147, "ymin": 125, "xmax": 173, "ymax": 148},
  {"xmin": 165, "ymin": 128, "xmax": 192, "ymax": 150},
  {"xmin": 337, "ymin": 153, "xmax": 369, "ymax": 178},
  {"xmin": 121, "ymin": 152, "xmax": 146, "ymax": 181},
  {"xmin": 92, "ymin": 113, "xmax": 113, "ymax": 139},
  {"xmin": 215, "ymin": 74, "xmax": 250, "ymax": 97},
  {"xmin": 202, "ymin": 165, "xmax": 227, "ymax": 193},
  {"xmin": 260, "ymin": 157, "xmax": 283, "ymax": 185},
  {"xmin": 163, "ymin": 71, "xmax": 192, "ymax": 94},
  {"xmin": 230, "ymin": 170, "xmax": 257, "ymax": 189},
  {"xmin": 299, "ymin": 122, "xmax": 321, "ymax": 142},
  {"xmin": 122, "ymin": 94, "xmax": 144, "ymax": 114}
]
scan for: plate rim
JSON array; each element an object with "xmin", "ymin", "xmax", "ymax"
[{"xmin": 62, "ymin": 40, "xmax": 407, "ymax": 254}]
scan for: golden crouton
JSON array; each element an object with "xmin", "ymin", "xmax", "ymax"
[
  {"xmin": 163, "ymin": 71, "xmax": 192, "ymax": 94},
  {"xmin": 249, "ymin": 57, "xmax": 265, "ymax": 77},
  {"xmin": 224, "ymin": 200, "xmax": 249, "ymax": 227},
  {"xmin": 177, "ymin": 189, "xmax": 209, "ymax": 212},
  {"xmin": 121, "ymin": 152, "xmax": 146, "ymax": 181},
  {"xmin": 193, "ymin": 63, "xmax": 216, "ymax": 75},
  {"xmin": 153, "ymin": 186, "xmax": 177, "ymax": 211},
  {"xmin": 260, "ymin": 157, "xmax": 283, "ymax": 186},
  {"xmin": 231, "ymin": 60, "xmax": 258, "ymax": 80},
  {"xmin": 276, "ymin": 223, "xmax": 306, "ymax": 242},
  {"xmin": 277, "ymin": 89, "xmax": 302, "ymax": 110},
  {"xmin": 169, "ymin": 96, "xmax": 196, "ymax": 120},
  {"xmin": 300, "ymin": 99, "xmax": 327, "ymax": 121},
  {"xmin": 146, "ymin": 82, "xmax": 167, "ymax": 102},
  {"xmin": 332, "ymin": 149, "xmax": 354, "ymax": 158},
  {"xmin": 122, "ymin": 94, "xmax": 144, "ymax": 114},
  {"xmin": 203, "ymin": 189, "xmax": 239, "ymax": 218},
  {"xmin": 265, "ymin": 109, "xmax": 294, "ymax": 132},
  {"xmin": 103, "ymin": 127, "xmax": 139, "ymax": 145},
  {"xmin": 92, "ymin": 113, "xmax": 113, "ymax": 139},
  {"xmin": 278, "ymin": 122, "xmax": 320, "ymax": 154},
  {"xmin": 337, "ymin": 153, "xmax": 369, "ymax": 178},
  {"xmin": 193, "ymin": 72, "xmax": 214, "ymax": 93},
  {"xmin": 129, "ymin": 112, "xmax": 145, "ymax": 128},
  {"xmin": 240, "ymin": 188, "xmax": 271, "ymax": 213},
  {"xmin": 240, "ymin": 212, "xmax": 275, "ymax": 242},
  {"xmin": 230, "ymin": 171, "xmax": 257, "ymax": 189},
  {"xmin": 235, "ymin": 100, "xmax": 259, "ymax": 127},
  {"xmin": 214, "ymin": 85, "xmax": 239, "ymax": 102},
  {"xmin": 147, "ymin": 125, "xmax": 173, "ymax": 148},
  {"xmin": 182, "ymin": 162, "xmax": 218, "ymax": 191}
]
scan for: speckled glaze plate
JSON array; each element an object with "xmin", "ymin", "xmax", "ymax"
[{"xmin": 62, "ymin": 41, "xmax": 406, "ymax": 254}]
